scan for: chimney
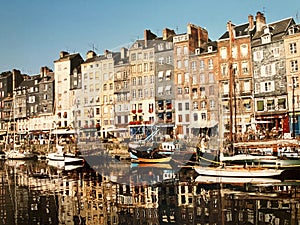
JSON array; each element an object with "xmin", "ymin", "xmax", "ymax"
[
  {"xmin": 144, "ymin": 29, "xmax": 157, "ymax": 47},
  {"xmin": 248, "ymin": 14, "xmax": 254, "ymax": 30},
  {"xmin": 120, "ymin": 47, "xmax": 128, "ymax": 59},
  {"xmin": 163, "ymin": 28, "xmax": 176, "ymax": 40},
  {"xmin": 255, "ymin": 11, "xmax": 266, "ymax": 32},
  {"xmin": 60, "ymin": 51, "xmax": 68, "ymax": 58}
]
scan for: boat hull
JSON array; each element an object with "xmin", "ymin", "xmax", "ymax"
[{"xmin": 194, "ymin": 166, "xmax": 283, "ymax": 178}]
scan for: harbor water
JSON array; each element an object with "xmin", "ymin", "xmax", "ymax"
[{"xmin": 1, "ymin": 152, "xmax": 300, "ymax": 225}]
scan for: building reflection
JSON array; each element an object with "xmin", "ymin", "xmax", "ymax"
[{"xmin": 1, "ymin": 160, "xmax": 300, "ymax": 225}]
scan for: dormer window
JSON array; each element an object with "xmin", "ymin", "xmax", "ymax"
[
  {"xmin": 208, "ymin": 46, "xmax": 213, "ymax": 52},
  {"xmin": 195, "ymin": 48, "xmax": 200, "ymax": 55},
  {"xmin": 261, "ymin": 34, "xmax": 271, "ymax": 44},
  {"xmin": 288, "ymin": 27, "xmax": 295, "ymax": 35}
]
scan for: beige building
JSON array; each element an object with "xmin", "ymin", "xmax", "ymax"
[
  {"xmin": 173, "ymin": 24, "xmax": 209, "ymax": 137},
  {"xmin": 54, "ymin": 51, "xmax": 83, "ymax": 133},
  {"xmin": 284, "ymin": 24, "xmax": 300, "ymax": 136}
]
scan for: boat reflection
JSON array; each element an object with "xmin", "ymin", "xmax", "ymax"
[{"xmin": 1, "ymin": 160, "xmax": 300, "ymax": 225}]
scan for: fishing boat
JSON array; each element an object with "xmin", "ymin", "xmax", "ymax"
[
  {"xmin": 194, "ymin": 165, "xmax": 283, "ymax": 178},
  {"xmin": 129, "ymin": 144, "xmax": 172, "ymax": 163}
]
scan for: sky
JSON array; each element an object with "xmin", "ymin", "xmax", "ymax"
[{"xmin": 0, "ymin": 0, "xmax": 299, "ymax": 75}]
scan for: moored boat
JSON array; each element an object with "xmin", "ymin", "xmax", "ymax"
[
  {"xmin": 6, "ymin": 150, "xmax": 37, "ymax": 160},
  {"xmin": 194, "ymin": 165, "xmax": 283, "ymax": 178}
]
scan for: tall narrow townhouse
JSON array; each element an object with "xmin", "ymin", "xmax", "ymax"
[
  {"xmin": 0, "ymin": 69, "xmax": 24, "ymax": 138},
  {"xmin": 190, "ymin": 41, "xmax": 219, "ymax": 138},
  {"xmin": 80, "ymin": 50, "xmax": 121, "ymax": 140},
  {"xmin": 251, "ymin": 12, "xmax": 295, "ymax": 136},
  {"xmin": 155, "ymin": 28, "xmax": 176, "ymax": 137},
  {"xmin": 128, "ymin": 30, "xmax": 157, "ymax": 139},
  {"xmin": 18, "ymin": 67, "xmax": 55, "ymax": 141},
  {"xmin": 217, "ymin": 15, "xmax": 256, "ymax": 142},
  {"xmin": 54, "ymin": 51, "xmax": 83, "ymax": 133},
  {"xmin": 284, "ymin": 24, "xmax": 300, "ymax": 137},
  {"xmin": 173, "ymin": 24, "xmax": 208, "ymax": 137},
  {"xmin": 114, "ymin": 47, "xmax": 130, "ymax": 138}
]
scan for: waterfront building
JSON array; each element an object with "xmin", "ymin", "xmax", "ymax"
[
  {"xmin": 114, "ymin": 47, "xmax": 130, "ymax": 138},
  {"xmin": 173, "ymin": 24, "xmax": 209, "ymax": 137},
  {"xmin": 128, "ymin": 30, "xmax": 157, "ymax": 138},
  {"xmin": 217, "ymin": 14, "xmax": 255, "ymax": 141},
  {"xmin": 284, "ymin": 23, "xmax": 300, "ymax": 136},
  {"xmin": 251, "ymin": 13, "xmax": 295, "ymax": 136},
  {"xmin": 190, "ymin": 41, "xmax": 219, "ymax": 137},
  {"xmin": 0, "ymin": 69, "xmax": 24, "ymax": 142},
  {"xmin": 53, "ymin": 51, "xmax": 83, "ymax": 135},
  {"xmin": 154, "ymin": 28, "xmax": 176, "ymax": 137}
]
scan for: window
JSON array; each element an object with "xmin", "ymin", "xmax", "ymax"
[
  {"xmin": 290, "ymin": 43, "xmax": 297, "ymax": 54},
  {"xmin": 158, "ymin": 71, "xmax": 163, "ymax": 82},
  {"xmin": 261, "ymin": 34, "xmax": 271, "ymax": 44},
  {"xmin": 178, "ymin": 115, "xmax": 182, "ymax": 122},
  {"xmin": 221, "ymin": 64, "xmax": 228, "ymax": 77},
  {"xmin": 191, "ymin": 61, "xmax": 196, "ymax": 71},
  {"xmin": 278, "ymin": 98, "xmax": 286, "ymax": 110},
  {"xmin": 271, "ymin": 47, "xmax": 280, "ymax": 57},
  {"xmin": 291, "ymin": 60, "xmax": 298, "ymax": 72},
  {"xmin": 253, "ymin": 50, "xmax": 263, "ymax": 62},
  {"xmin": 209, "ymin": 73, "xmax": 214, "ymax": 83},
  {"xmin": 199, "ymin": 60, "xmax": 204, "ymax": 71},
  {"xmin": 178, "ymin": 87, "xmax": 182, "ymax": 94},
  {"xmin": 178, "ymin": 103, "xmax": 182, "ymax": 111},
  {"xmin": 220, "ymin": 47, "xmax": 227, "ymax": 59},
  {"xmin": 201, "ymin": 101, "xmax": 206, "ymax": 109},
  {"xmin": 184, "ymin": 87, "xmax": 189, "ymax": 94},
  {"xmin": 193, "ymin": 102, "xmax": 198, "ymax": 109},
  {"xmin": 177, "ymin": 60, "xmax": 182, "ymax": 68},
  {"xmin": 138, "ymin": 77, "xmax": 142, "ymax": 85},
  {"xmin": 208, "ymin": 59, "xmax": 213, "ymax": 70},
  {"xmin": 132, "ymin": 77, "xmax": 136, "ymax": 86},
  {"xmin": 210, "ymin": 100, "xmax": 215, "ymax": 109},
  {"xmin": 185, "ymin": 102, "xmax": 189, "ymax": 110},
  {"xmin": 166, "ymin": 70, "xmax": 171, "ymax": 80},
  {"xmin": 193, "ymin": 113, "xmax": 198, "ymax": 121},
  {"xmin": 177, "ymin": 74, "xmax": 182, "ymax": 84},
  {"xmin": 243, "ymin": 80, "xmax": 250, "ymax": 93},
  {"xmin": 176, "ymin": 47, "xmax": 181, "ymax": 55},
  {"xmin": 183, "ymin": 46, "xmax": 188, "ymax": 55},
  {"xmin": 132, "ymin": 90, "xmax": 136, "ymax": 99},
  {"xmin": 242, "ymin": 62, "xmax": 249, "ymax": 74},
  {"xmin": 257, "ymin": 100, "xmax": 264, "ymax": 111},
  {"xmin": 223, "ymin": 82, "xmax": 229, "ymax": 94},
  {"xmin": 184, "ymin": 73, "xmax": 189, "ymax": 83},
  {"xmin": 267, "ymin": 99, "xmax": 275, "ymax": 110},
  {"xmin": 240, "ymin": 44, "xmax": 248, "ymax": 57},
  {"xmin": 261, "ymin": 81, "xmax": 274, "ymax": 92},
  {"xmin": 184, "ymin": 59, "xmax": 189, "ymax": 68},
  {"xmin": 138, "ymin": 89, "xmax": 143, "ymax": 98}
]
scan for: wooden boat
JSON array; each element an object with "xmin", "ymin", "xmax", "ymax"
[
  {"xmin": 193, "ymin": 165, "xmax": 283, "ymax": 178},
  {"xmin": 220, "ymin": 152, "xmax": 300, "ymax": 169},
  {"xmin": 129, "ymin": 144, "xmax": 172, "ymax": 163}
]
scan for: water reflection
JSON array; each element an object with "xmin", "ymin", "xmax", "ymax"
[{"xmin": 1, "ymin": 159, "xmax": 300, "ymax": 225}]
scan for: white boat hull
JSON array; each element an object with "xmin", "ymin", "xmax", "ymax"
[{"xmin": 194, "ymin": 166, "xmax": 283, "ymax": 178}]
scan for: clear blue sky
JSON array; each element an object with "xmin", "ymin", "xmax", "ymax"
[{"xmin": 0, "ymin": 0, "xmax": 299, "ymax": 75}]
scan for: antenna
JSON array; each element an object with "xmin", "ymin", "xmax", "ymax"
[
  {"xmin": 262, "ymin": 6, "xmax": 267, "ymax": 15},
  {"xmin": 89, "ymin": 43, "xmax": 98, "ymax": 52},
  {"xmin": 296, "ymin": 11, "xmax": 299, "ymax": 23},
  {"xmin": 176, "ymin": 26, "xmax": 179, "ymax": 33}
]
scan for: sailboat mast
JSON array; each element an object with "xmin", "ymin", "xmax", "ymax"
[{"xmin": 227, "ymin": 21, "xmax": 234, "ymax": 152}]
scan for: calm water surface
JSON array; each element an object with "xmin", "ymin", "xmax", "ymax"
[{"xmin": 1, "ymin": 158, "xmax": 300, "ymax": 225}]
